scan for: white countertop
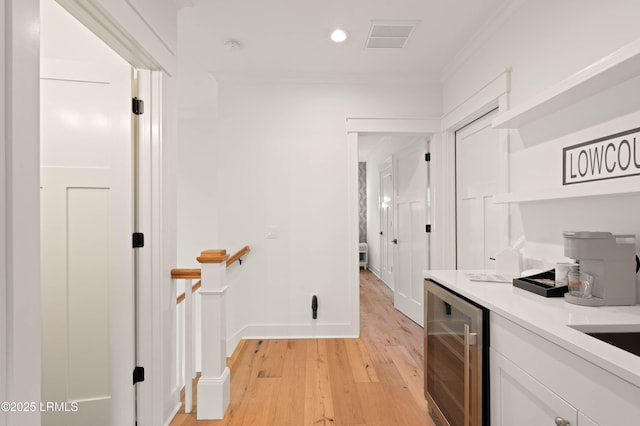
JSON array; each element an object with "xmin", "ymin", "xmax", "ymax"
[{"xmin": 425, "ymin": 270, "xmax": 640, "ymax": 388}]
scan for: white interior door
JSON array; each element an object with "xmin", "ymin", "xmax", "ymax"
[
  {"xmin": 456, "ymin": 109, "xmax": 507, "ymax": 270},
  {"xmin": 393, "ymin": 139, "xmax": 429, "ymax": 326},
  {"xmin": 379, "ymin": 163, "xmax": 394, "ymax": 287},
  {"xmin": 40, "ymin": 54, "xmax": 133, "ymax": 425}
]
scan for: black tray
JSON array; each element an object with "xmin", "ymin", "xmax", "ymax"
[{"xmin": 513, "ymin": 270, "xmax": 568, "ymax": 297}]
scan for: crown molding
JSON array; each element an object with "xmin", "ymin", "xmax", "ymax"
[
  {"xmin": 440, "ymin": 0, "xmax": 526, "ymax": 83},
  {"xmin": 210, "ymin": 70, "xmax": 440, "ymax": 86},
  {"xmin": 174, "ymin": 0, "xmax": 194, "ymax": 10}
]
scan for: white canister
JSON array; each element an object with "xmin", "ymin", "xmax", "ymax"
[{"xmin": 555, "ymin": 263, "xmax": 577, "ymax": 287}]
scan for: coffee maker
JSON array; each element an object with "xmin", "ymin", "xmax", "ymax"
[{"xmin": 563, "ymin": 231, "xmax": 637, "ymax": 306}]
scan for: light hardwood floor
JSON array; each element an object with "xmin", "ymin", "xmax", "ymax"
[{"xmin": 170, "ymin": 269, "xmax": 435, "ymax": 426}]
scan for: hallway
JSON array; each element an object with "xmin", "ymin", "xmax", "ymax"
[{"xmin": 171, "ymin": 270, "xmax": 432, "ymax": 425}]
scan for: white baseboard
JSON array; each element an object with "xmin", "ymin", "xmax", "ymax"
[
  {"xmin": 197, "ymin": 368, "xmax": 231, "ymax": 420},
  {"xmin": 367, "ymin": 265, "xmax": 381, "ymax": 279},
  {"xmin": 227, "ymin": 327, "xmax": 244, "ymax": 357},
  {"xmin": 164, "ymin": 401, "xmax": 182, "ymax": 426},
  {"xmin": 226, "ymin": 322, "xmax": 359, "ymax": 355},
  {"xmin": 363, "ymin": 266, "xmax": 393, "ymax": 291}
]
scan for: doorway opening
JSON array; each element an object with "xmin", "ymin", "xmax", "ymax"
[{"xmin": 357, "ymin": 132, "xmax": 431, "ymax": 327}]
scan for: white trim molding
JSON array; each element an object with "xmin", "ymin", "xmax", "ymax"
[
  {"xmin": 347, "ymin": 131, "xmax": 361, "ymax": 337},
  {"xmin": 347, "ymin": 117, "xmax": 441, "ymax": 134},
  {"xmin": 435, "ymin": 69, "xmax": 512, "ymax": 270},
  {"xmin": 441, "ymin": 0, "xmax": 525, "ymax": 83},
  {"xmin": 196, "ymin": 370, "xmax": 231, "ymax": 420},
  {"xmin": 56, "ymin": 0, "xmax": 175, "ymax": 75},
  {"xmin": 1, "ymin": 0, "xmax": 7, "ymax": 413},
  {"xmin": 4, "ymin": 1, "xmax": 42, "ymax": 425},
  {"xmin": 346, "ymin": 117, "xmax": 438, "ymax": 336},
  {"xmin": 441, "ymin": 68, "xmax": 511, "ymax": 131}
]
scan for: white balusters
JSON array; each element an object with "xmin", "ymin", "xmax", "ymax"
[
  {"xmin": 184, "ymin": 278, "xmax": 193, "ymax": 413},
  {"xmin": 173, "ymin": 247, "xmax": 250, "ymax": 420}
]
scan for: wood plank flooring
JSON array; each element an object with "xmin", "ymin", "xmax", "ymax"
[{"xmin": 170, "ymin": 270, "xmax": 435, "ymax": 426}]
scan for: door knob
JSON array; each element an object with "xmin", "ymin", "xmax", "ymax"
[
  {"xmin": 392, "ymin": 239, "xmax": 398, "ymax": 244},
  {"xmin": 379, "ymin": 231, "xmax": 383, "ymax": 235},
  {"xmin": 554, "ymin": 417, "xmax": 570, "ymax": 426}
]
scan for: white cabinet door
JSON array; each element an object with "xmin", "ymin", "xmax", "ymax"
[
  {"xmin": 578, "ymin": 412, "xmax": 599, "ymax": 426},
  {"xmin": 491, "ymin": 348, "xmax": 577, "ymax": 426},
  {"xmin": 491, "ymin": 313, "xmax": 640, "ymax": 425}
]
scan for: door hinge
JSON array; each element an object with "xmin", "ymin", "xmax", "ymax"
[
  {"xmin": 133, "ymin": 366, "xmax": 145, "ymax": 384},
  {"xmin": 425, "ymin": 153, "xmax": 431, "ymax": 162},
  {"xmin": 132, "ymin": 97, "xmax": 144, "ymax": 115},
  {"xmin": 426, "ymin": 224, "xmax": 432, "ymax": 233},
  {"xmin": 132, "ymin": 232, "xmax": 144, "ymax": 248}
]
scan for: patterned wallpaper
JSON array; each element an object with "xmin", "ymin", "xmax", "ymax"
[{"xmin": 358, "ymin": 162, "xmax": 367, "ymax": 243}]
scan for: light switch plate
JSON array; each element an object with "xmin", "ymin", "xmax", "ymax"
[{"xmin": 266, "ymin": 226, "xmax": 279, "ymax": 239}]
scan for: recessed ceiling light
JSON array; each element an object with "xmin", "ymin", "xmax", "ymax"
[{"xmin": 330, "ymin": 29, "xmax": 347, "ymax": 43}]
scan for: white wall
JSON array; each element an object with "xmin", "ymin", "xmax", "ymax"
[
  {"xmin": 443, "ymin": 0, "xmax": 640, "ymax": 273},
  {"xmin": 176, "ymin": 3, "xmax": 220, "ymax": 266},
  {"xmin": 177, "ymin": 118, "xmax": 217, "ymax": 261},
  {"xmin": 176, "ymin": 6, "xmax": 221, "ymax": 373},
  {"xmin": 178, "ymin": 78, "xmax": 440, "ymax": 343},
  {"xmin": 444, "ymin": 0, "xmax": 640, "ymax": 114}
]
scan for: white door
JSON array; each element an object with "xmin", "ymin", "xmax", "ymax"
[
  {"xmin": 456, "ymin": 109, "xmax": 507, "ymax": 270},
  {"xmin": 40, "ymin": 55, "xmax": 134, "ymax": 425},
  {"xmin": 379, "ymin": 163, "xmax": 394, "ymax": 287},
  {"xmin": 393, "ymin": 139, "xmax": 429, "ymax": 326}
]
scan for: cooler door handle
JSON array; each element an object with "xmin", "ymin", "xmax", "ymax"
[{"xmin": 464, "ymin": 324, "xmax": 477, "ymax": 426}]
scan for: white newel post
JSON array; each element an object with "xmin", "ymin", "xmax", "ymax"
[{"xmin": 196, "ymin": 249, "xmax": 231, "ymax": 420}]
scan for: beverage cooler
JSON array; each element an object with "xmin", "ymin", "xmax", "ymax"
[{"xmin": 424, "ymin": 279, "xmax": 490, "ymax": 426}]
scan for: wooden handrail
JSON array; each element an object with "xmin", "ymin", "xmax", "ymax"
[
  {"xmin": 171, "ymin": 268, "xmax": 201, "ymax": 280},
  {"xmin": 226, "ymin": 245, "xmax": 251, "ymax": 268},
  {"xmin": 173, "ymin": 245, "xmax": 251, "ymax": 304},
  {"xmin": 176, "ymin": 280, "xmax": 201, "ymax": 304}
]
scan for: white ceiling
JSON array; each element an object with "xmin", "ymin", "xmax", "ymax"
[{"xmin": 178, "ymin": 0, "xmax": 518, "ymax": 82}]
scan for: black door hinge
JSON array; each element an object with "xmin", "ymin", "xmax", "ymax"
[
  {"xmin": 133, "ymin": 366, "xmax": 145, "ymax": 384},
  {"xmin": 132, "ymin": 97, "xmax": 144, "ymax": 115},
  {"xmin": 132, "ymin": 232, "xmax": 144, "ymax": 248},
  {"xmin": 425, "ymin": 153, "xmax": 431, "ymax": 162},
  {"xmin": 426, "ymin": 224, "xmax": 432, "ymax": 233}
]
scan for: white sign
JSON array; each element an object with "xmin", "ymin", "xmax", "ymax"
[{"xmin": 563, "ymin": 127, "xmax": 640, "ymax": 185}]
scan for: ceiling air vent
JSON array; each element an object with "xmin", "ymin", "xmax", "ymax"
[{"xmin": 365, "ymin": 20, "xmax": 419, "ymax": 49}]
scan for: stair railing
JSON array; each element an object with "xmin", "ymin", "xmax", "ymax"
[{"xmin": 171, "ymin": 245, "xmax": 250, "ymax": 419}]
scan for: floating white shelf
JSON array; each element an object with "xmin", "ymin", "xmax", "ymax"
[
  {"xmin": 492, "ymin": 38, "xmax": 640, "ymax": 129},
  {"xmin": 493, "ymin": 184, "xmax": 640, "ymax": 204}
]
